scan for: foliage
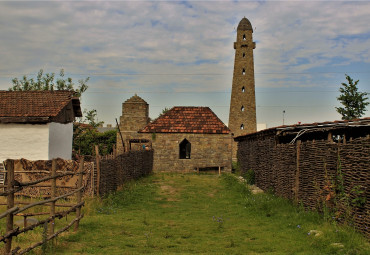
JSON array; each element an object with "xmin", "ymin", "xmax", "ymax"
[
  {"xmin": 83, "ymin": 109, "xmax": 104, "ymax": 128},
  {"xmin": 231, "ymin": 161, "xmax": 240, "ymax": 174},
  {"xmin": 9, "ymin": 69, "xmax": 89, "ymax": 97},
  {"xmin": 336, "ymin": 74, "xmax": 369, "ymax": 120},
  {"xmin": 316, "ymin": 156, "xmax": 367, "ymax": 225},
  {"xmin": 73, "ymin": 129, "xmax": 117, "ymax": 156},
  {"xmin": 244, "ymin": 169, "xmax": 255, "ymax": 185},
  {"xmin": 351, "ymin": 185, "xmax": 366, "ymax": 208},
  {"xmin": 74, "ymin": 108, "xmax": 116, "ymax": 156},
  {"xmin": 158, "ymin": 107, "xmax": 170, "ymax": 118}
]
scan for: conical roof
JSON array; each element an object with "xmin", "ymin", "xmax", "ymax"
[{"xmin": 237, "ymin": 17, "xmax": 253, "ymax": 32}]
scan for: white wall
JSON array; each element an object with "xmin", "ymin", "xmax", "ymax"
[
  {"xmin": 48, "ymin": 122, "xmax": 73, "ymax": 160},
  {"xmin": 0, "ymin": 123, "xmax": 49, "ymax": 162},
  {"xmin": 257, "ymin": 123, "xmax": 267, "ymax": 131}
]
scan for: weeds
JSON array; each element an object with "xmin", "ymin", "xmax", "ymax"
[{"xmin": 212, "ymin": 216, "xmax": 224, "ymax": 230}]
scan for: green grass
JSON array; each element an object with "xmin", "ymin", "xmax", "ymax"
[{"xmin": 35, "ymin": 173, "xmax": 370, "ymax": 254}]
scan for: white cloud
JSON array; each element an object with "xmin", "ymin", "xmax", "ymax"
[{"xmin": 0, "ymin": 0, "xmax": 369, "ymax": 126}]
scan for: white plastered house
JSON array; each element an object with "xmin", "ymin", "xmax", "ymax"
[{"xmin": 0, "ymin": 90, "xmax": 82, "ymax": 162}]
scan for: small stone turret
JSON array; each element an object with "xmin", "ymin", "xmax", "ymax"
[{"xmin": 117, "ymin": 94, "xmax": 149, "ymax": 153}]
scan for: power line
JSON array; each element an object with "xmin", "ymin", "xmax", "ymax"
[
  {"xmin": 83, "ymin": 90, "xmax": 369, "ymax": 94},
  {"xmin": 83, "ymin": 104, "xmax": 337, "ymax": 108},
  {"xmin": 1, "ymin": 71, "xmax": 370, "ymax": 77}
]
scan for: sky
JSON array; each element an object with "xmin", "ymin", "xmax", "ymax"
[{"xmin": 0, "ymin": 0, "xmax": 370, "ymax": 129}]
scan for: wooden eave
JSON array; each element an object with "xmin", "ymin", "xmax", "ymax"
[{"xmin": 0, "ymin": 116, "xmax": 50, "ymax": 124}]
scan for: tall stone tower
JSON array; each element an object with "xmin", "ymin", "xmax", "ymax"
[
  {"xmin": 229, "ymin": 17, "xmax": 257, "ymax": 158},
  {"xmin": 117, "ymin": 94, "xmax": 149, "ymax": 153}
]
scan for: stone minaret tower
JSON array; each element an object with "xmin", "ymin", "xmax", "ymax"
[
  {"xmin": 117, "ymin": 94, "xmax": 149, "ymax": 153},
  {"xmin": 229, "ymin": 17, "xmax": 257, "ymax": 158}
]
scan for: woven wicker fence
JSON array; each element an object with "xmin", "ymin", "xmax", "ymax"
[
  {"xmin": 98, "ymin": 150, "xmax": 153, "ymax": 196},
  {"xmin": 237, "ymin": 135, "xmax": 369, "ymax": 238}
]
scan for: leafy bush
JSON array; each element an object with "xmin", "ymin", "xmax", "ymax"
[{"xmin": 245, "ymin": 169, "xmax": 255, "ymax": 185}]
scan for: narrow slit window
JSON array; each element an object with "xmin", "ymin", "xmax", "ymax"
[
  {"xmin": 242, "ymin": 86, "xmax": 245, "ymax": 92},
  {"xmin": 241, "ymin": 106, "xmax": 245, "ymax": 112},
  {"xmin": 243, "ymin": 34, "xmax": 246, "ymax": 40},
  {"xmin": 179, "ymin": 139, "xmax": 191, "ymax": 159},
  {"xmin": 240, "ymin": 124, "xmax": 244, "ymax": 130},
  {"xmin": 242, "ymin": 52, "xmax": 245, "ymax": 58},
  {"xmin": 242, "ymin": 68, "xmax": 245, "ymax": 75}
]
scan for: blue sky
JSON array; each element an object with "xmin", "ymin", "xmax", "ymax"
[{"xmin": 0, "ymin": 0, "xmax": 369, "ymax": 128}]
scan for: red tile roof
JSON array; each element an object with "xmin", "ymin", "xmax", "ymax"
[
  {"xmin": 0, "ymin": 90, "xmax": 81, "ymax": 122},
  {"xmin": 140, "ymin": 107, "xmax": 230, "ymax": 134}
]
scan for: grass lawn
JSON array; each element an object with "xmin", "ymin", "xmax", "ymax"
[{"xmin": 31, "ymin": 173, "xmax": 370, "ymax": 254}]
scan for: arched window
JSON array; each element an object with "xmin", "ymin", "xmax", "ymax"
[
  {"xmin": 243, "ymin": 34, "xmax": 246, "ymax": 40},
  {"xmin": 241, "ymin": 106, "xmax": 245, "ymax": 112},
  {"xmin": 179, "ymin": 139, "xmax": 191, "ymax": 159},
  {"xmin": 242, "ymin": 86, "xmax": 245, "ymax": 92},
  {"xmin": 242, "ymin": 68, "xmax": 245, "ymax": 75},
  {"xmin": 240, "ymin": 124, "xmax": 244, "ymax": 130}
]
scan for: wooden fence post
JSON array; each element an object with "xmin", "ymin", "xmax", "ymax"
[
  {"xmin": 74, "ymin": 157, "xmax": 84, "ymax": 231},
  {"xmin": 95, "ymin": 145, "xmax": 100, "ymax": 196},
  {"xmin": 91, "ymin": 162, "xmax": 95, "ymax": 198},
  {"xmin": 4, "ymin": 159, "xmax": 15, "ymax": 254},
  {"xmin": 113, "ymin": 145, "xmax": 117, "ymax": 159},
  {"xmin": 49, "ymin": 159, "xmax": 57, "ymax": 236},
  {"xmin": 294, "ymin": 140, "xmax": 301, "ymax": 204}
]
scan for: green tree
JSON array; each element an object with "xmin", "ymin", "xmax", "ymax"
[
  {"xmin": 73, "ymin": 129, "xmax": 116, "ymax": 156},
  {"xmin": 336, "ymin": 74, "xmax": 369, "ymax": 120},
  {"xmin": 9, "ymin": 69, "xmax": 89, "ymax": 97},
  {"xmin": 83, "ymin": 109, "xmax": 104, "ymax": 128},
  {"xmin": 158, "ymin": 107, "xmax": 171, "ymax": 118},
  {"xmin": 73, "ymin": 109, "xmax": 117, "ymax": 156}
]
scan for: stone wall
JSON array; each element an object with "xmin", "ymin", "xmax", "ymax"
[
  {"xmin": 139, "ymin": 133, "xmax": 232, "ymax": 172},
  {"xmin": 98, "ymin": 150, "xmax": 153, "ymax": 196},
  {"xmin": 237, "ymin": 133, "xmax": 370, "ymax": 238}
]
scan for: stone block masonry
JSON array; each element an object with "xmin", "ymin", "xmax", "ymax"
[{"xmin": 141, "ymin": 133, "xmax": 232, "ymax": 172}]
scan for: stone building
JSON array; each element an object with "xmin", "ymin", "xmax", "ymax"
[
  {"xmin": 116, "ymin": 94, "xmax": 150, "ymax": 152},
  {"xmin": 229, "ymin": 17, "xmax": 257, "ymax": 159},
  {"xmin": 117, "ymin": 17, "xmax": 257, "ymax": 168},
  {"xmin": 117, "ymin": 95, "xmax": 232, "ymax": 172}
]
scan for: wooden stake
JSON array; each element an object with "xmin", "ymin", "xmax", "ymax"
[
  {"xmin": 4, "ymin": 159, "xmax": 15, "ymax": 254},
  {"xmin": 113, "ymin": 145, "xmax": 117, "ymax": 159},
  {"xmin": 327, "ymin": 132, "xmax": 333, "ymax": 142},
  {"xmin": 49, "ymin": 159, "xmax": 56, "ymax": 236},
  {"xmin": 95, "ymin": 145, "xmax": 100, "ymax": 196},
  {"xmin": 295, "ymin": 140, "xmax": 301, "ymax": 204},
  {"xmin": 218, "ymin": 166, "xmax": 221, "ymax": 176},
  {"xmin": 75, "ymin": 157, "xmax": 84, "ymax": 231},
  {"xmin": 91, "ymin": 162, "xmax": 95, "ymax": 198}
]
